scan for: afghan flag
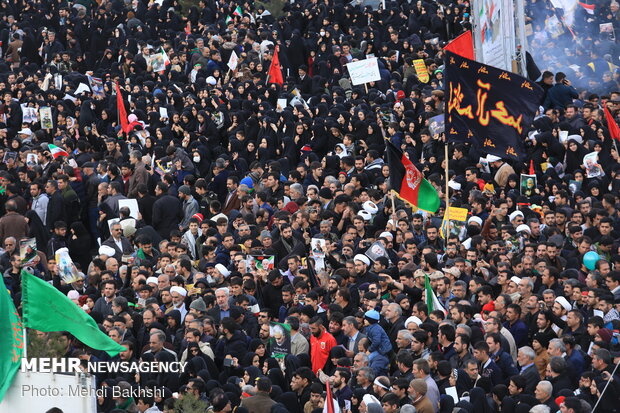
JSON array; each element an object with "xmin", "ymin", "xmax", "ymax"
[
  {"xmin": 385, "ymin": 140, "xmax": 440, "ymax": 213},
  {"xmin": 0, "ymin": 275, "xmax": 23, "ymax": 402},
  {"xmin": 21, "ymin": 270, "xmax": 125, "ymax": 356},
  {"xmin": 267, "ymin": 47, "xmax": 284, "ymax": 85},
  {"xmin": 425, "ymin": 274, "xmax": 446, "ymax": 315},
  {"xmin": 604, "ymin": 105, "xmax": 620, "ymax": 140},
  {"xmin": 48, "ymin": 144, "xmax": 69, "ymax": 159}
]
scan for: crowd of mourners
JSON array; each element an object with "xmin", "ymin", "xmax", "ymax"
[{"xmin": 0, "ymin": 0, "xmax": 619, "ymax": 412}]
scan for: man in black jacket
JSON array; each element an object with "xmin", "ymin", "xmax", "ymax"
[
  {"xmin": 152, "ymin": 182, "xmax": 182, "ymax": 240},
  {"xmin": 82, "ymin": 162, "xmax": 101, "ymax": 240},
  {"xmin": 45, "ymin": 179, "xmax": 65, "ymax": 233}
]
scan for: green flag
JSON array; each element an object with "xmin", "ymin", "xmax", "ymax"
[
  {"xmin": 425, "ymin": 274, "xmax": 446, "ymax": 315},
  {"xmin": 21, "ymin": 271, "xmax": 125, "ymax": 356},
  {"xmin": 0, "ymin": 276, "xmax": 23, "ymax": 402}
]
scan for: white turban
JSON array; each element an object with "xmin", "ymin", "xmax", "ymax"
[
  {"xmin": 555, "ymin": 296, "xmax": 571, "ymax": 312},
  {"xmin": 215, "ymin": 264, "xmax": 231, "ymax": 278},
  {"xmin": 405, "ymin": 316, "xmax": 422, "ymax": 328},
  {"xmin": 362, "ymin": 395, "xmax": 381, "ymax": 407},
  {"xmin": 354, "ymin": 254, "xmax": 371, "ymax": 266},
  {"xmin": 170, "ymin": 286, "xmax": 187, "ymax": 297},
  {"xmin": 98, "ymin": 245, "xmax": 116, "ymax": 257}
]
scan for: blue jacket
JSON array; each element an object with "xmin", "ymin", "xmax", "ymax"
[
  {"xmin": 504, "ymin": 319, "xmax": 529, "ymax": 347},
  {"xmin": 543, "ymin": 83, "xmax": 578, "ymax": 110},
  {"xmin": 368, "ymin": 351, "xmax": 389, "ymax": 376},
  {"xmin": 492, "ymin": 349, "xmax": 519, "ymax": 382},
  {"xmin": 364, "ymin": 323, "xmax": 392, "ymax": 356}
]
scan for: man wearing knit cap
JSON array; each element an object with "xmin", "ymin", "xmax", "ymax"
[
  {"xmin": 189, "ymin": 297, "xmax": 207, "ymax": 318},
  {"xmin": 408, "ymin": 378, "xmax": 434, "ymax": 413}
]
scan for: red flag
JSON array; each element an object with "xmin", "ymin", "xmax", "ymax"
[
  {"xmin": 115, "ymin": 82, "xmax": 129, "ymax": 135},
  {"xmin": 604, "ymin": 105, "xmax": 620, "ymax": 140},
  {"xmin": 578, "ymin": 2, "xmax": 595, "ymax": 14},
  {"xmin": 268, "ymin": 47, "xmax": 284, "ymax": 85},
  {"xmin": 529, "ymin": 160, "xmax": 535, "ymax": 175},
  {"xmin": 323, "ymin": 382, "xmax": 338, "ymax": 413},
  {"xmin": 444, "ymin": 31, "xmax": 474, "ymax": 60}
]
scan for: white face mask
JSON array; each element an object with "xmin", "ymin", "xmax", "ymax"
[
  {"xmin": 193, "ymin": 155, "xmax": 200, "ymax": 163},
  {"xmin": 320, "ymin": 31, "xmax": 325, "ymax": 37}
]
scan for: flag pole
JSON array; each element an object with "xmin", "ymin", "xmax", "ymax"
[
  {"xmin": 22, "ymin": 327, "xmax": 27, "ymax": 359},
  {"xmin": 444, "ymin": 140, "xmax": 450, "ymax": 223},
  {"xmin": 115, "ymin": 81, "xmax": 120, "ymax": 126},
  {"xmin": 390, "ymin": 190, "xmax": 397, "ymax": 223},
  {"xmin": 591, "ymin": 358, "xmax": 619, "ymax": 412}
]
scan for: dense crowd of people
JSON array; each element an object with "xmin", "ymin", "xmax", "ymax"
[{"xmin": 0, "ymin": 0, "xmax": 620, "ymax": 413}]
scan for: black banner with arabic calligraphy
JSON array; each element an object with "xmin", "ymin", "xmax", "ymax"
[{"xmin": 444, "ymin": 51, "xmax": 543, "ymax": 161}]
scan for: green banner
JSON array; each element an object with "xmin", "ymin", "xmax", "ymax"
[
  {"xmin": 0, "ymin": 276, "xmax": 23, "ymax": 402},
  {"xmin": 22, "ymin": 271, "xmax": 125, "ymax": 357}
]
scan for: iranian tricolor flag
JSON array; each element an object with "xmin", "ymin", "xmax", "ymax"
[
  {"xmin": 425, "ymin": 274, "xmax": 446, "ymax": 315},
  {"xmin": 578, "ymin": 1, "xmax": 595, "ymax": 14},
  {"xmin": 233, "ymin": 6, "xmax": 243, "ymax": 16},
  {"xmin": 48, "ymin": 144, "xmax": 69, "ymax": 159},
  {"xmin": 385, "ymin": 140, "xmax": 439, "ymax": 213},
  {"xmin": 159, "ymin": 47, "xmax": 171, "ymax": 66}
]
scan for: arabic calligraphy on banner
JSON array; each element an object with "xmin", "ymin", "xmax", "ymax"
[{"xmin": 444, "ymin": 51, "xmax": 543, "ymax": 161}]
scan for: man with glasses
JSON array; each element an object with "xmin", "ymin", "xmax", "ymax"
[
  {"xmin": 0, "ymin": 237, "xmax": 16, "ymax": 272},
  {"xmin": 102, "ymin": 222, "xmax": 134, "ymax": 263}
]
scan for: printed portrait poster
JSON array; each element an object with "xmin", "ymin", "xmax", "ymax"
[
  {"xmin": 55, "ymin": 247, "xmax": 81, "ymax": 284},
  {"xmin": 269, "ymin": 322, "xmax": 291, "ymax": 358},
  {"xmin": 311, "ymin": 238, "xmax": 326, "ymax": 258},
  {"xmin": 568, "ymin": 180, "xmax": 582, "ymax": 195},
  {"xmin": 26, "ymin": 153, "xmax": 37, "ymax": 167},
  {"xmin": 365, "ymin": 242, "xmax": 388, "ymax": 262},
  {"xmin": 246, "ymin": 255, "xmax": 275, "ymax": 272},
  {"xmin": 583, "ymin": 152, "xmax": 603, "ymax": 178},
  {"xmin": 440, "ymin": 207, "xmax": 469, "ymax": 240},
  {"xmin": 40, "ymin": 106, "xmax": 53, "ymax": 129},
  {"xmin": 428, "ymin": 114, "xmax": 445, "ymax": 137},
  {"xmin": 19, "ymin": 238, "xmax": 37, "ymax": 266},
  {"xmin": 150, "ymin": 53, "xmax": 166, "ymax": 73},
  {"xmin": 520, "ymin": 174, "xmax": 537, "ymax": 197}
]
